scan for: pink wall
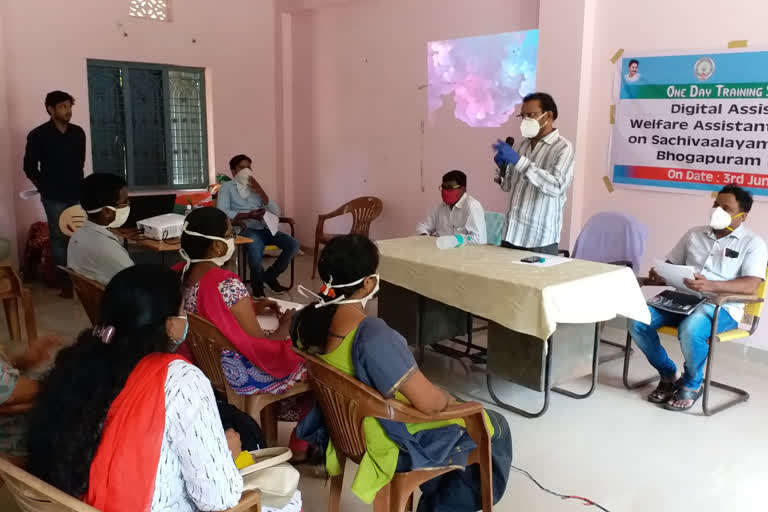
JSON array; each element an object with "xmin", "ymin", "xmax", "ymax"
[
  {"xmin": 1, "ymin": 0, "xmax": 278, "ymax": 260},
  {"xmin": 286, "ymin": 0, "xmax": 540, "ymax": 244}
]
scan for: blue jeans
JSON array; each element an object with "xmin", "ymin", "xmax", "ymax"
[
  {"xmin": 41, "ymin": 198, "xmax": 77, "ymax": 269},
  {"xmin": 629, "ymin": 304, "xmax": 738, "ymax": 389},
  {"xmin": 240, "ymin": 228, "xmax": 299, "ymax": 287}
]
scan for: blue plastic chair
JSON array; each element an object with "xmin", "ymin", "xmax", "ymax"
[{"xmin": 484, "ymin": 211, "xmax": 506, "ymax": 246}]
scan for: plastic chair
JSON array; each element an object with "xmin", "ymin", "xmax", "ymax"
[
  {"xmin": 484, "ymin": 212, "xmax": 506, "ymax": 247},
  {"xmin": 571, "ymin": 212, "xmax": 648, "ymax": 274},
  {"xmin": 301, "ymin": 352, "xmax": 493, "ymax": 512},
  {"xmin": 58, "ymin": 205, "xmax": 87, "ymax": 238},
  {"xmin": 312, "ymin": 197, "xmax": 383, "ymax": 278},
  {"xmin": 186, "ymin": 312, "xmax": 310, "ymax": 447},
  {"xmin": 623, "ymin": 268, "xmax": 767, "ymax": 416},
  {"xmin": 0, "ymin": 457, "xmax": 262, "ymax": 512},
  {"xmin": 59, "ymin": 267, "xmax": 105, "ymax": 325},
  {"xmin": 0, "ymin": 262, "xmax": 37, "ymax": 343}
]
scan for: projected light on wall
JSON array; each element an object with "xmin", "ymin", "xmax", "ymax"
[{"xmin": 428, "ymin": 30, "xmax": 538, "ymax": 128}]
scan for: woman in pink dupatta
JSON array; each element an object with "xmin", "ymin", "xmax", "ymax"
[{"xmin": 175, "ymin": 207, "xmax": 311, "ymax": 454}]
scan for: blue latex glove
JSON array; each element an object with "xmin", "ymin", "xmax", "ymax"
[
  {"xmin": 492, "ymin": 139, "xmax": 520, "ymax": 165},
  {"xmin": 494, "ymin": 152, "xmax": 506, "ymax": 169}
]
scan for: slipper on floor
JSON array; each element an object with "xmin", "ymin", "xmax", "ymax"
[
  {"xmin": 663, "ymin": 386, "xmax": 703, "ymax": 412},
  {"xmin": 647, "ymin": 379, "xmax": 680, "ymax": 404}
]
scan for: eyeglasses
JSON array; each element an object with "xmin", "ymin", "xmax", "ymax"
[
  {"xmin": 439, "ymin": 184, "xmax": 462, "ymax": 191},
  {"xmin": 517, "ymin": 111, "xmax": 544, "ymax": 119}
]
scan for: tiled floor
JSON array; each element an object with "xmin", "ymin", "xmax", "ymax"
[{"xmin": 2, "ymin": 254, "xmax": 768, "ymax": 511}]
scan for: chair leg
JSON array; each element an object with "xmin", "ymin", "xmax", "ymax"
[
  {"xmin": 328, "ymin": 454, "xmax": 346, "ymax": 512},
  {"xmin": 373, "ymin": 483, "xmax": 392, "ymax": 512},
  {"xmin": 312, "ymin": 241, "xmax": 320, "ymax": 279},
  {"xmin": 622, "ymin": 331, "xmax": 658, "ymax": 390},
  {"xmin": 702, "ymin": 337, "xmax": 749, "ymax": 416},
  {"xmin": 260, "ymin": 404, "xmax": 278, "ymax": 448}
]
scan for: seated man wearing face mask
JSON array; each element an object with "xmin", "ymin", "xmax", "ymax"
[
  {"xmin": 216, "ymin": 154, "xmax": 299, "ymax": 297},
  {"xmin": 417, "ymin": 170, "xmax": 487, "ymax": 244},
  {"xmin": 67, "ymin": 173, "xmax": 133, "ymax": 285},
  {"xmin": 492, "ymin": 92, "xmax": 574, "ymax": 255},
  {"xmin": 629, "ymin": 184, "xmax": 767, "ymax": 412}
]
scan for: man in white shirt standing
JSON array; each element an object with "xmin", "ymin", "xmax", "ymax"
[
  {"xmin": 629, "ymin": 185, "xmax": 767, "ymax": 412},
  {"xmin": 493, "ymin": 92, "xmax": 575, "ymax": 255},
  {"xmin": 67, "ymin": 173, "xmax": 133, "ymax": 285},
  {"xmin": 417, "ymin": 170, "xmax": 487, "ymax": 244}
]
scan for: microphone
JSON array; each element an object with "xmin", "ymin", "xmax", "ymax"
[{"xmin": 498, "ymin": 137, "xmax": 515, "ymax": 178}]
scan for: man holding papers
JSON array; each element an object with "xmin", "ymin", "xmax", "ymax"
[
  {"xmin": 629, "ymin": 185, "xmax": 767, "ymax": 411},
  {"xmin": 217, "ymin": 154, "xmax": 298, "ymax": 297}
]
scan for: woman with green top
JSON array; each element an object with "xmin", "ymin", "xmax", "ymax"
[{"xmin": 292, "ymin": 234, "xmax": 511, "ymax": 511}]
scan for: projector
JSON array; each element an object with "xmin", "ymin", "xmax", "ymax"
[{"xmin": 137, "ymin": 213, "xmax": 186, "ymax": 241}]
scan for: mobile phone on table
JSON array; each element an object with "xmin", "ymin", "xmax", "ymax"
[{"xmin": 521, "ymin": 256, "xmax": 545, "ymax": 263}]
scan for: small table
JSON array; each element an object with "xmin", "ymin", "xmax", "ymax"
[
  {"xmin": 376, "ymin": 236, "xmax": 651, "ymax": 418},
  {"xmin": 112, "ymin": 228, "xmax": 253, "ymax": 280}
]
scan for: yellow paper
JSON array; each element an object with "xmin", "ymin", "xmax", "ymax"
[
  {"xmin": 610, "ymin": 48, "xmax": 625, "ymax": 63},
  {"xmin": 728, "ymin": 40, "xmax": 748, "ymax": 48},
  {"xmin": 603, "ymin": 176, "xmax": 615, "ymax": 193}
]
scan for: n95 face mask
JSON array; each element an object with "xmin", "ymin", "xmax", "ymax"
[{"xmin": 520, "ymin": 113, "xmax": 547, "ymax": 139}]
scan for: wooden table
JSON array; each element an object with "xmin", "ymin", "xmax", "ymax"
[{"xmin": 111, "ymin": 228, "xmax": 253, "ymax": 280}]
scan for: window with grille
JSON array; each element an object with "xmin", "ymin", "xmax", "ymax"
[{"xmin": 87, "ymin": 60, "xmax": 209, "ymax": 189}]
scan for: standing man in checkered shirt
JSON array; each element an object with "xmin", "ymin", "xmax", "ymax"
[{"xmin": 492, "ymin": 92, "xmax": 575, "ymax": 255}]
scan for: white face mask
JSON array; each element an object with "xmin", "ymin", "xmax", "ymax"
[
  {"xmin": 299, "ymin": 274, "xmax": 380, "ymax": 310},
  {"xmin": 520, "ymin": 113, "xmax": 547, "ymax": 139},
  {"xmin": 86, "ymin": 205, "xmax": 131, "ymax": 228},
  {"xmin": 179, "ymin": 225, "xmax": 236, "ymax": 272},
  {"xmin": 709, "ymin": 206, "xmax": 743, "ymax": 231},
  {"xmin": 234, "ymin": 168, "xmax": 253, "ymax": 199}
]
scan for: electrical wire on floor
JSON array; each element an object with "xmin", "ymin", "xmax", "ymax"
[{"xmin": 511, "ymin": 465, "xmax": 612, "ymax": 512}]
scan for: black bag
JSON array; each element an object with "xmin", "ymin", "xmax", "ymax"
[{"xmin": 217, "ymin": 400, "xmax": 266, "ymax": 450}]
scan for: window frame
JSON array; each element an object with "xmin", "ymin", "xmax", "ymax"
[{"xmin": 86, "ymin": 59, "xmax": 210, "ymax": 190}]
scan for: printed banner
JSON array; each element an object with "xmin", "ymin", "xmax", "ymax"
[{"xmin": 611, "ymin": 49, "xmax": 768, "ymax": 195}]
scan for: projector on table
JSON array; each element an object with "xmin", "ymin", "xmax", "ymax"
[{"xmin": 137, "ymin": 213, "xmax": 186, "ymax": 241}]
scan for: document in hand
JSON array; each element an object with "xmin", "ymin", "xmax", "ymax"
[
  {"xmin": 654, "ymin": 259, "xmax": 697, "ymax": 294},
  {"xmin": 264, "ymin": 211, "xmax": 280, "ymax": 236},
  {"xmin": 256, "ymin": 298, "xmax": 303, "ymax": 332}
]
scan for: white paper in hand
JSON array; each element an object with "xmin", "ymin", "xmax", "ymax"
[
  {"xmin": 654, "ymin": 259, "xmax": 697, "ymax": 294},
  {"xmin": 256, "ymin": 298, "xmax": 303, "ymax": 333},
  {"xmin": 264, "ymin": 211, "xmax": 280, "ymax": 236}
]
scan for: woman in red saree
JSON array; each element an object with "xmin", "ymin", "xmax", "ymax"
[{"xmin": 177, "ymin": 207, "xmax": 311, "ymax": 454}]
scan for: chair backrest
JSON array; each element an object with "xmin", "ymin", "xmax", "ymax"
[
  {"xmin": 484, "ymin": 211, "xmax": 506, "ymax": 246},
  {"xmin": 58, "ymin": 205, "xmax": 87, "ymax": 238},
  {"xmin": 186, "ymin": 313, "xmax": 238, "ymax": 397},
  {"xmin": 0, "ymin": 457, "xmax": 99, "ymax": 511},
  {"xmin": 572, "ymin": 211, "xmax": 648, "ymax": 274},
  {"xmin": 302, "ymin": 352, "xmax": 403, "ymax": 464},
  {"xmin": 59, "ymin": 267, "xmax": 105, "ymax": 325},
  {"xmin": 332, "ymin": 197, "xmax": 384, "ymax": 237},
  {"xmin": 745, "ymin": 266, "xmax": 768, "ymax": 321}
]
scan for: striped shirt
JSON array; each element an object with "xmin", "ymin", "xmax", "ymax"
[{"xmin": 496, "ymin": 129, "xmax": 575, "ymax": 247}]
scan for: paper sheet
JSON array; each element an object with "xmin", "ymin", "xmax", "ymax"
[
  {"xmin": 264, "ymin": 211, "xmax": 279, "ymax": 236},
  {"xmin": 654, "ymin": 259, "xmax": 696, "ymax": 293},
  {"xmin": 256, "ymin": 298, "xmax": 303, "ymax": 332}
]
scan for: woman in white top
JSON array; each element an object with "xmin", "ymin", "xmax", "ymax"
[{"xmin": 27, "ymin": 264, "xmax": 243, "ymax": 512}]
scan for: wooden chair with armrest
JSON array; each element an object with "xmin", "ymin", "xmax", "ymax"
[
  {"xmin": 265, "ymin": 217, "xmax": 297, "ymax": 290},
  {"xmin": 0, "ymin": 262, "xmax": 37, "ymax": 343},
  {"xmin": 186, "ymin": 313, "xmax": 310, "ymax": 447},
  {"xmin": 312, "ymin": 197, "xmax": 383, "ymax": 278},
  {"xmin": 301, "ymin": 352, "xmax": 493, "ymax": 512},
  {"xmin": 59, "ymin": 267, "xmax": 105, "ymax": 326},
  {"xmin": 623, "ymin": 268, "xmax": 767, "ymax": 416},
  {"xmin": 0, "ymin": 457, "xmax": 262, "ymax": 512}
]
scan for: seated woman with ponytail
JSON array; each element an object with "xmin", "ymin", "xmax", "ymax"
[
  {"xmin": 26, "ymin": 264, "xmax": 244, "ymax": 511},
  {"xmin": 177, "ymin": 206, "xmax": 310, "ymax": 453},
  {"xmin": 292, "ymin": 234, "xmax": 512, "ymax": 512}
]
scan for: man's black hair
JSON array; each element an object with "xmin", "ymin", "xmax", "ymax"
[
  {"xmin": 80, "ymin": 173, "xmax": 126, "ymax": 213},
  {"xmin": 229, "ymin": 154, "xmax": 252, "ymax": 171},
  {"xmin": 720, "ymin": 184, "xmax": 754, "ymax": 213},
  {"xmin": 45, "ymin": 91, "xmax": 75, "ymax": 112},
  {"xmin": 442, "ymin": 170, "xmax": 467, "ymax": 188},
  {"xmin": 522, "ymin": 92, "xmax": 558, "ymax": 120}
]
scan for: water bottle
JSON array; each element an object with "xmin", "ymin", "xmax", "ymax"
[{"xmin": 436, "ymin": 234, "xmax": 466, "ymax": 249}]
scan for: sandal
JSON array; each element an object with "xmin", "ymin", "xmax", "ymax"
[
  {"xmin": 663, "ymin": 386, "xmax": 703, "ymax": 412},
  {"xmin": 647, "ymin": 379, "xmax": 679, "ymax": 404}
]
